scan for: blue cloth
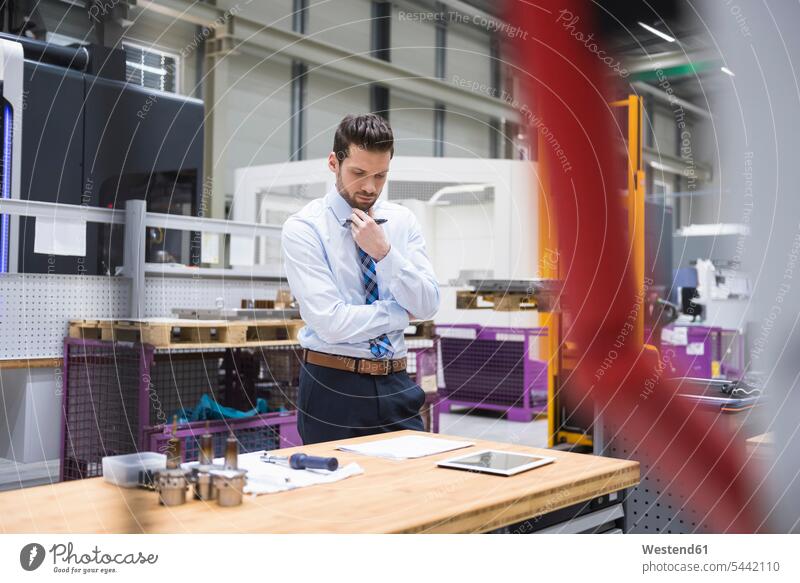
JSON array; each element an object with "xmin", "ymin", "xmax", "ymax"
[
  {"xmin": 281, "ymin": 188, "xmax": 439, "ymax": 359},
  {"xmin": 176, "ymin": 394, "xmax": 269, "ymax": 423},
  {"xmin": 357, "ymin": 247, "xmax": 394, "ymax": 359}
]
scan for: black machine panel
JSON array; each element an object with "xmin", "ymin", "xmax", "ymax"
[
  {"xmin": 17, "ymin": 61, "xmax": 86, "ymax": 275},
  {"xmin": 15, "ymin": 44, "xmax": 203, "ymax": 275},
  {"xmin": 84, "ymin": 76, "xmax": 203, "ymax": 275}
]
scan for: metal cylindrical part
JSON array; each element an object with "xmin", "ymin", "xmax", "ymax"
[
  {"xmin": 166, "ymin": 437, "xmax": 181, "ymax": 470},
  {"xmin": 224, "ymin": 432, "xmax": 238, "ymax": 470},
  {"xmin": 199, "ymin": 425, "xmax": 214, "ymax": 466},
  {"xmin": 166, "ymin": 416, "xmax": 182, "ymax": 469},
  {"xmin": 193, "ymin": 466, "xmax": 217, "ymax": 501},
  {"xmin": 211, "ymin": 469, "xmax": 247, "ymax": 507},
  {"xmin": 156, "ymin": 469, "xmax": 189, "ymax": 507}
]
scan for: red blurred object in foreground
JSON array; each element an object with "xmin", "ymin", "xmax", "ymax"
[{"xmin": 508, "ymin": 0, "xmax": 763, "ymax": 532}]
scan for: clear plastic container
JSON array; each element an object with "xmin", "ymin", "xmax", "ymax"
[{"xmin": 102, "ymin": 452, "xmax": 166, "ymax": 488}]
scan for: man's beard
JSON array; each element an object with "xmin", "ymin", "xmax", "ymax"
[{"xmin": 336, "ymin": 169, "xmax": 374, "ymax": 212}]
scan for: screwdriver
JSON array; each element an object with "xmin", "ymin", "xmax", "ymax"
[{"xmin": 260, "ymin": 452, "xmax": 339, "ymax": 472}]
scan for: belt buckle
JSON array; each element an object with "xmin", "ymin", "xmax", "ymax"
[{"xmin": 370, "ymin": 359, "xmax": 390, "ymax": 375}]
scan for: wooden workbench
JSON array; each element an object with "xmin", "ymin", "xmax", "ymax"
[{"xmin": 0, "ymin": 431, "xmax": 639, "ymax": 534}]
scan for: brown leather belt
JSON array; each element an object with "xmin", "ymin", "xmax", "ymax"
[{"xmin": 303, "ymin": 349, "xmax": 406, "ymax": 376}]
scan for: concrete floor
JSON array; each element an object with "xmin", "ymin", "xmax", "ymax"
[{"xmin": 439, "ymin": 408, "xmax": 548, "ymax": 448}]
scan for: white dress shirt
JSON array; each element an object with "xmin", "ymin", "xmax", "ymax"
[{"xmin": 281, "ymin": 187, "xmax": 440, "ymax": 359}]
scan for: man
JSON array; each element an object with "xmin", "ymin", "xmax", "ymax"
[{"xmin": 281, "ymin": 113, "xmax": 440, "ymax": 444}]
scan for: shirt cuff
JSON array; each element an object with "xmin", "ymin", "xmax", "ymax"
[{"xmin": 387, "ymin": 298, "xmax": 410, "ymax": 332}]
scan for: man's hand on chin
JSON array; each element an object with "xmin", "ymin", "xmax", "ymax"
[{"xmin": 350, "ymin": 208, "xmax": 390, "ymax": 261}]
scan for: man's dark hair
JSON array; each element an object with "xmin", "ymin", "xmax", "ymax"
[{"xmin": 333, "ymin": 113, "xmax": 394, "ymax": 161}]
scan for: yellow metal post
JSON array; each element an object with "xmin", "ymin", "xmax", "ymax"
[
  {"xmin": 627, "ymin": 95, "xmax": 645, "ymax": 345},
  {"xmin": 537, "ymin": 136, "xmax": 560, "ymax": 447},
  {"xmin": 541, "ymin": 95, "xmax": 646, "ymax": 448}
]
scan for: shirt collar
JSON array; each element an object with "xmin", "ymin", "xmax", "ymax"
[
  {"xmin": 325, "ymin": 188, "xmax": 353, "ymax": 225},
  {"xmin": 325, "ymin": 188, "xmax": 384, "ymax": 225}
]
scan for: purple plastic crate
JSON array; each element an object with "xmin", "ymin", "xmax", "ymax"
[
  {"xmin": 60, "ymin": 338, "xmax": 300, "ymax": 481},
  {"xmin": 660, "ymin": 325, "xmax": 744, "ymax": 379},
  {"xmin": 436, "ymin": 324, "xmax": 548, "ymax": 422}
]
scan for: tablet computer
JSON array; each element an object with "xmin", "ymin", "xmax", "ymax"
[{"xmin": 437, "ymin": 449, "xmax": 556, "ymax": 476}]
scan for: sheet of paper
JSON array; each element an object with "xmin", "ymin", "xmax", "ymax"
[
  {"xmin": 243, "ymin": 461, "xmax": 364, "ymax": 496},
  {"xmin": 672, "ymin": 327, "xmax": 688, "ymax": 346},
  {"xmin": 201, "ymin": 233, "xmax": 220, "ymax": 264},
  {"xmin": 686, "ymin": 342, "xmax": 705, "ymax": 356},
  {"xmin": 229, "ymin": 234, "xmax": 255, "ymax": 266},
  {"xmin": 183, "ymin": 451, "xmax": 364, "ymax": 496},
  {"xmin": 421, "ymin": 374, "xmax": 438, "ymax": 393},
  {"xmin": 34, "ymin": 217, "xmax": 87, "ymax": 256},
  {"xmin": 337, "ymin": 435, "xmax": 474, "ymax": 460}
]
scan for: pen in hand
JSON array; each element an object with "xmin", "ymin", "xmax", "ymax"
[{"xmin": 343, "ymin": 218, "xmax": 388, "ymax": 226}]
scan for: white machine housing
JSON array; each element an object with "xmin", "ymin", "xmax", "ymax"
[{"xmin": 233, "ymin": 156, "xmax": 542, "ymax": 327}]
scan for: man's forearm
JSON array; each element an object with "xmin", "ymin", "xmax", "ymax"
[
  {"xmin": 376, "ymin": 247, "xmax": 440, "ymax": 320},
  {"xmin": 300, "ymin": 297, "xmax": 410, "ymax": 345}
]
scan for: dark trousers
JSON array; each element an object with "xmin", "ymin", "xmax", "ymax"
[{"xmin": 297, "ymin": 361, "xmax": 425, "ymax": 445}]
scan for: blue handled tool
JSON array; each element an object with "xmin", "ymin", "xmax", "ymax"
[{"xmin": 261, "ymin": 452, "xmax": 339, "ymax": 472}]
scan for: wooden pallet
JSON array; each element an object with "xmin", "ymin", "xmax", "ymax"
[
  {"xmin": 68, "ymin": 318, "xmax": 305, "ymax": 348},
  {"xmin": 243, "ymin": 319, "xmax": 304, "ymax": 343},
  {"xmin": 68, "ymin": 319, "xmax": 113, "ymax": 340},
  {"xmin": 68, "ymin": 318, "xmax": 245, "ymax": 347},
  {"xmin": 405, "ymin": 320, "xmax": 435, "ymax": 339},
  {"xmin": 456, "ymin": 290, "xmax": 538, "ymax": 311}
]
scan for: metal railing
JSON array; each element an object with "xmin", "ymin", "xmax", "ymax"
[{"xmin": 0, "ymin": 198, "xmax": 284, "ymax": 317}]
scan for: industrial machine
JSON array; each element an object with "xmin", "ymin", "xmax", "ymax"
[
  {"xmin": 0, "ymin": 37, "xmax": 23, "ymax": 274},
  {"xmin": 232, "ymin": 155, "xmax": 542, "ymax": 326},
  {"xmin": 0, "ymin": 33, "xmax": 204, "ymax": 276}
]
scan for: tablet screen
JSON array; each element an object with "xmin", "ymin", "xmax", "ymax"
[{"xmin": 446, "ymin": 451, "xmax": 548, "ymax": 471}]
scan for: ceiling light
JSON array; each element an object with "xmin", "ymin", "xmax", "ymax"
[
  {"xmin": 720, "ymin": 66, "xmax": 735, "ymax": 77},
  {"xmin": 638, "ymin": 22, "xmax": 676, "ymax": 43}
]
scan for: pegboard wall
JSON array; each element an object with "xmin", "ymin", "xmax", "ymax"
[
  {"xmin": 0, "ymin": 274, "xmax": 284, "ymax": 360},
  {"xmin": 0, "ymin": 274, "xmax": 130, "ymax": 360},
  {"xmin": 144, "ymin": 277, "xmax": 282, "ymax": 317},
  {"xmin": 603, "ymin": 428, "xmax": 713, "ymax": 534}
]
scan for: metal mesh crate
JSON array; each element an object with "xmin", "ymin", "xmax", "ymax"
[
  {"xmin": 61, "ymin": 340, "xmax": 142, "ymax": 481},
  {"xmin": 61, "ymin": 338, "xmax": 301, "ymax": 482},
  {"xmin": 145, "ymin": 413, "xmax": 293, "ymax": 462},
  {"xmin": 149, "ymin": 350, "xmax": 227, "ymax": 428},
  {"xmin": 260, "ymin": 346, "xmax": 304, "ymax": 385},
  {"xmin": 225, "ymin": 346, "xmax": 304, "ymax": 412},
  {"xmin": 437, "ymin": 325, "xmax": 548, "ymax": 422},
  {"xmin": 262, "ymin": 385, "xmax": 300, "ymax": 411}
]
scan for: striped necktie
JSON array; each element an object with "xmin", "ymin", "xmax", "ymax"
[{"xmin": 357, "ymin": 247, "xmax": 394, "ymax": 359}]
